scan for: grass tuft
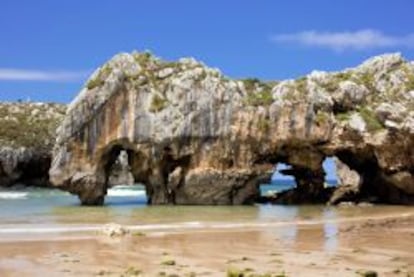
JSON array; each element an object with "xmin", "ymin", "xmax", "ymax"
[
  {"xmin": 358, "ymin": 107, "xmax": 383, "ymax": 132},
  {"xmin": 150, "ymin": 94, "xmax": 168, "ymax": 113},
  {"xmin": 86, "ymin": 65, "xmax": 112, "ymax": 90}
]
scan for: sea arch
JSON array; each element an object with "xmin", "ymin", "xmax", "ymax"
[{"xmin": 49, "ymin": 52, "xmax": 414, "ymax": 205}]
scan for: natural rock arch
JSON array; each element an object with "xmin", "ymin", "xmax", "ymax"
[{"xmin": 49, "ymin": 51, "xmax": 414, "ymax": 205}]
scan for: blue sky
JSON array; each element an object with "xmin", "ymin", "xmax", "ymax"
[
  {"xmin": 0, "ymin": 0, "xmax": 413, "ymax": 103},
  {"xmin": 0, "ymin": 1, "xmax": 412, "ymax": 180},
  {"xmin": 272, "ymin": 160, "xmax": 338, "ymax": 182},
  {"xmin": 0, "ymin": 0, "xmax": 414, "ymax": 179}
]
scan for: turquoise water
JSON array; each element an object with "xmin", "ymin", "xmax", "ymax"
[
  {"xmin": 0, "ymin": 185, "xmax": 147, "ymax": 224},
  {"xmin": 260, "ymin": 179, "xmax": 338, "ymax": 195},
  {"xmin": 1, "ymin": 181, "xmax": 410, "ymax": 240},
  {"xmin": 0, "ymin": 180, "xmax": 340, "ymax": 225}
]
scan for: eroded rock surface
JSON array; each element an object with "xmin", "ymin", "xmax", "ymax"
[
  {"xmin": 107, "ymin": 150, "xmax": 134, "ymax": 187},
  {"xmin": 328, "ymin": 158, "xmax": 362, "ymax": 205},
  {"xmin": 49, "ymin": 52, "xmax": 414, "ymax": 205}
]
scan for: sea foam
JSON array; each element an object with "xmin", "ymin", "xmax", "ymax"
[
  {"xmin": 107, "ymin": 188, "xmax": 146, "ymax": 197},
  {"xmin": 0, "ymin": 192, "xmax": 28, "ymax": 200}
]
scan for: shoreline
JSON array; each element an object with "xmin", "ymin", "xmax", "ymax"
[
  {"xmin": 1, "ymin": 211, "xmax": 414, "ymax": 276},
  {"xmin": 0, "ymin": 209, "xmax": 413, "ymax": 240}
]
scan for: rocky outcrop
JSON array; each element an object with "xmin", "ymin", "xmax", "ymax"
[
  {"xmin": 0, "ymin": 103, "xmax": 66, "ymax": 187},
  {"xmin": 107, "ymin": 150, "xmax": 134, "ymax": 187},
  {"xmin": 328, "ymin": 158, "xmax": 362, "ymax": 205},
  {"xmin": 49, "ymin": 51, "xmax": 414, "ymax": 205}
]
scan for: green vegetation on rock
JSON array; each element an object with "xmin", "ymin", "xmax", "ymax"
[
  {"xmin": 358, "ymin": 72, "xmax": 377, "ymax": 93},
  {"xmin": 150, "ymin": 94, "xmax": 168, "ymax": 113},
  {"xmin": 245, "ymin": 90, "xmax": 273, "ymax": 106},
  {"xmin": 358, "ymin": 107, "xmax": 383, "ymax": 132},
  {"xmin": 86, "ymin": 65, "xmax": 112, "ymax": 90},
  {"xmin": 295, "ymin": 77, "xmax": 307, "ymax": 93},
  {"xmin": 314, "ymin": 112, "xmax": 329, "ymax": 125},
  {"xmin": 402, "ymin": 65, "xmax": 414, "ymax": 91},
  {"xmin": 0, "ymin": 103, "xmax": 66, "ymax": 149},
  {"xmin": 335, "ymin": 112, "xmax": 351, "ymax": 122},
  {"xmin": 133, "ymin": 51, "xmax": 153, "ymax": 67},
  {"xmin": 242, "ymin": 78, "xmax": 275, "ymax": 107},
  {"xmin": 242, "ymin": 78, "xmax": 261, "ymax": 92},
  {"xmin": 321, "ymin": 71, "xmax": 353, "ymax": 92}
]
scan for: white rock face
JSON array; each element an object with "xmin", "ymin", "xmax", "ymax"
[
  {"xmin": 358, "ymin": 53, "xmax": 403, "ymax": 75},
  {"xmin": 335, "ymin": 158, "xmax": 361, "ymax": 187},
  {"xmin": 375, "ymin": 102, "xmax": 407, "ymax": 123},
  {"xmin": 402, "ymin": 115, "xmax": 414, "ymax": 134},
  {"xmin": 328, "ymin": 158, "xmax": 363, "ymax": 205},
  {"xmin": 332, "ymin": 81, "xmax": 368, "ymax": 109},
  {"xmin": 157, "ymin": 67, "xmax": 174, "ymax": 79},
  {"xmin": 348, "ymin": 113, "xmax": 366, "ymax": 133}
]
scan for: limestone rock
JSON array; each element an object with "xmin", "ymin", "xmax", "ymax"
[
  {"xmin": 336, "ymin": 158, "xmax": 362, "ymax": 187},
  {"xmin": 375, "ymin": 103, "xmax": 407, "ymax": 124},
  {"xmin": 332, "ymin": 80, "xmax": 368, "ymax": 110},
  {"xmin": 348, "ymin": 113, "xmax": 366, "ymax": 133},
  {"xmin": 107, "ymin": 150, "xmax": 134, "ymax": 187},
  {"xmin": 328, "ymin": 158, "xmax": 362, "ymax": 205},
  {"xmin": 49, "ymin": 51, "xmax": 414, "ymax": 205}
]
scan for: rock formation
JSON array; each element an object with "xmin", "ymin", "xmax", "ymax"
[
  {"xmin": 0, "ymin": 102, "xmax": 66, "ymax": 187},
  {"xmin": 107, "ymin": 150, "xmax": 134, "ymax": 187},
  {"xmin": 49, "ymin": 51, "xmax": 414, "ymax": 205},
  {"xmin": 0, "ymin": 102, "xmax": 137, "ymax": 189},
  {"xmin": 328, "ymin": 158, "xmax": 362, "ymax": 205}
]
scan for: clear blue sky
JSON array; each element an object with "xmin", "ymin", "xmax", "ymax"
[
  {"xmin": 272, "ymin": 160, "xmax": 338, "ymax": 182},
  {"xmin": 0, "ymin": 0, "xmax": 413, "ymax": 103},
  {"xmin": 1, "ymin": 1, "xmax": 413, "ymax": 180}
]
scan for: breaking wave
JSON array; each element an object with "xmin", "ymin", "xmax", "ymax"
[{"xmin": 0, "ymin": 192, "xmax": 28, "ymax": 200}]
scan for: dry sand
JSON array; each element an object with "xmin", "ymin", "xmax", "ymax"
[{"xmin": 0, "ymin": 212, "xmax": 414, "ymax": 277}]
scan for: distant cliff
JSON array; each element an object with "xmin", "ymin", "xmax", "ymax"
[
  {"xmin": 0, "ymin": 102, "xmax": 65, "ymax": 187},
  {"xmin": 49, "ymin": 51, "xmax": 414, "ymax": 205}
]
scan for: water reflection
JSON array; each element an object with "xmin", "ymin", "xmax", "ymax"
[
  {"xmin": 322, "ymin": 208, "xmax": 338, "ymax": 252},
  {"xmin": 258, "ymin": 204, "xmax": 299, "ymax": 246},
  {"xmin": 258, "ymin": 205, "xmax": 339, "ymax": 251},
  {"xmin": 5, "ymin": 186, "xmax": 412, "ymax": 254}
]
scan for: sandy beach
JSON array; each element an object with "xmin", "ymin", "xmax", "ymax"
[{"xmin": 1, "ymin": 209, "xmax": 413, "ymax": 277}]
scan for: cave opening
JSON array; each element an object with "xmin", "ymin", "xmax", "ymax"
[
  {"xmin": 258, "ymin": 157, "xmax": 339, "ymax": 205},
  {"xmin": 322, "ymin": 157, "xmax": 339, "ymax": 188},
  {"xmin": 260, "ymin": 163, "xmax": 297, "ymax": 197},
  {"xmin": 99, "ymin": 143, "xmax": 148, "ymax": 206}
]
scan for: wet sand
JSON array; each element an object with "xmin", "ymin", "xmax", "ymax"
[{"xmin": 1, "ymin": 210, "xmax": 414, "ymax": 277}]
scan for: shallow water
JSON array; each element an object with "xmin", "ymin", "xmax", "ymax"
[
  {"xmin": 0, "ymin": 184, "xmax": 413, "ymax": 239},
  {"xmin": 1, "ymin": 184, "xmax": 414, "ymax": 276}
]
